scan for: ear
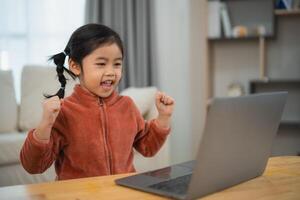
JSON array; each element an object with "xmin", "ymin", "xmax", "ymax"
[{"xmin": 69, "ymin": 58, "xmax": 81, "ymax": 76}]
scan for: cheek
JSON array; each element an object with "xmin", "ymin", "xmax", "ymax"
[
  {"xmin": 116, "ymin": 70, "xmax": 123, "ymax": 81},
  {"xmin": 82, "ymin": 70, "xmax": 102, "ymax": 84}
]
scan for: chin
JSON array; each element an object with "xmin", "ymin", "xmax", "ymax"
[
  {"xmin": 100, "ymin": 93, "xmax": 111, "ymax": 98},
  {"xmin": 97, "ymin": 89, "xmax": 114, "ymax": 98}
]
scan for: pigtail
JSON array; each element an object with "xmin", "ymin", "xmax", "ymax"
[{"xmin": 44, "ymin": 50, "xmax": 76, "ymax": 99}]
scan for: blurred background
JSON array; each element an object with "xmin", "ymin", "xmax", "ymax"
[{"xmin": 0, "ymin": 0, "xmax": 299, "ymax": 187}]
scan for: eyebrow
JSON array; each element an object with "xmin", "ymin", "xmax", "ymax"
[{"xmin": 95, "ymin": 57, "xmax": 123, "ymax": 61}]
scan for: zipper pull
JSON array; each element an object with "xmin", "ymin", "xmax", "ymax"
[{"xmin": 99, "ymin": 98, "xmax": 104, "ymax": 106}]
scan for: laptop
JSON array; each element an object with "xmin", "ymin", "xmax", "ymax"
[{"xmin": 115, "ymin": 92, "xmax": 287, "ymax": 200}]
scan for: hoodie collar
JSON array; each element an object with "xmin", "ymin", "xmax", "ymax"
[{"xmin": 72, "ymin": 84, "xmax": 120, "ymax": 106}]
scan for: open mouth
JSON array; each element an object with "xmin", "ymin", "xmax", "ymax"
[{"xmin": 100, "ymin": 80, "xmax": 114, "ymax": 90}]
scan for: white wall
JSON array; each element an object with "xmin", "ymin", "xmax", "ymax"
[
  {"xmin": 153, "ymin": 0, "xmax": 192, "ymax": 164},
  {"xmin": 153, "ymin": 0, "xmax": 206, "ymax": 164},
  {"xmin": 189, "ymin": 0, "xmax": 208, "ymax": 159}
]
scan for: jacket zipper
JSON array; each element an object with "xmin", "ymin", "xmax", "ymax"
[{"xmin": 99, "ymin": 99, "xmax": 113, "ymax": 174}]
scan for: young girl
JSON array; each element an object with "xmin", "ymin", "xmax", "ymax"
[{"xmin": 20, "ymin": 24, "xmax": 175, "ymax": 180}]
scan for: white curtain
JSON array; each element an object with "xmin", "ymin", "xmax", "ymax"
[
  {"xmin": 0, "ymin": 0, "xmax": 86, "ymax": 102},
  {"xmin": 85, "ymin": 0, "xmax": 158, "ymax": 91}
]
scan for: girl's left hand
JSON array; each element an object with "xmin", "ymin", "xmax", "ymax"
[{"xmin": 155, "ymin": 91, "xmax": 175, "ymax": 117}]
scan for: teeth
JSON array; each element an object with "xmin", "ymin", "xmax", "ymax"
[{"xmin": 102, "ymin": 80, "xmax": 113, "ymax": 84}]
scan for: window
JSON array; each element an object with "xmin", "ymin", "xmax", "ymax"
[{"xmin": 0, "ymin": 0, "xmax": 86, "ymax": 102}]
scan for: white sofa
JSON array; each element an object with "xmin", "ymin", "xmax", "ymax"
[{"xmin": 0, "ymin": 66, "xmax": 170, "ymax": 187}]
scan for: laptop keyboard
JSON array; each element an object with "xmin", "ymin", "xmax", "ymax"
[{"xmin": 148, "ymin": 174, "xmax": 192, "ymax": 195}]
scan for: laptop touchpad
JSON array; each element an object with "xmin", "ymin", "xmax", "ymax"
[{"xmin": 144, "ymin": 160, "xmax": 195, "ymax": 180}]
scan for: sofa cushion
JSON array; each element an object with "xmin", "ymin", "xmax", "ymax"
[
  {"xmin": 0, "ymin": 132, "xmax": 27, "ymax": 165},
  {"xmin": 0, "ymin": 162, "xmax": 55, "ymax": 186},
  {"xmin": 0, "ymin": 70, "xmax": 18, "ymax": 133},
  {"xmin": 121, "ymin": 87, "xmax": 157, "ymax": 118},
  {"xmin": 19, "ymin": 66, "xmax": 77, "ymax": 131}
]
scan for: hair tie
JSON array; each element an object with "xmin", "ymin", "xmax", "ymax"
[
  {"xmin": 60, "ymin": 86, "xmax": 65, "ymax": 89},
  {"xmin": 63, "ymin": 51, "xmax": 68, "ymax": 56}
]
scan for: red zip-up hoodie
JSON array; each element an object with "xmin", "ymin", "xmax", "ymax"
[{"xmin": 20, "ymin": 85, "xmax": 170, "ymax": 180}]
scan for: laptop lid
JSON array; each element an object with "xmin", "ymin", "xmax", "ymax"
[
  {"xmin": 115, "ymin": 92, "xmax": 287, "ymax": 200},
  {"xmin": 186, "ymin": 92, "xmax": 287, "ymax": 199}
]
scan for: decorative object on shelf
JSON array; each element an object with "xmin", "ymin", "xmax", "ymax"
[
  {"xmin": 227, "ymin": 83, "xmax": 245, "ymax": 97},
  {"xmin": 232, "ymin": 25, "xmax": 266, "ymax": 38},
  {"xmin": 232, "ymin": 26, "xmax": 248, "ymax": 38},
  {"xmin": 256, "ymin": 25, "xmax": 267, "ymax": 36}
]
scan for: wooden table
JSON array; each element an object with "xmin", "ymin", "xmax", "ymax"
[{"xmin": 0, "ymin": 156, "xmax": 299, "ymax": 200}]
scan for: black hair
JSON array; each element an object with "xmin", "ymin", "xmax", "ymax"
[{"xmin": 45, "ymin": 23, "xmax": 124, "ymax": 99}]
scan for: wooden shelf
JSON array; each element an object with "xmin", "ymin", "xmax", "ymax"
[
  {"xmin": 249, "ymin": 79, "xmax": 300, "ymax": 94},
  {"xmin": 275, "ymin": 9, "xmax": 300, "ymax": 16},
  {"xmin": 208, "ymin": 36, "xmax": 263, "ymax": 41},
  {"xmin": 280, "ymin": 120, "xmax": 300, "ymax": 128},
  {"xmin": 250, "ymin": 79, "xmax": 300, "ymax": 84}
]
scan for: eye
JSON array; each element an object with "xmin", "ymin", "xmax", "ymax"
[
  {"xmin": 95, "ymin": 63, "xmax": 106, "ymax": 67},
  {"xmin": 114, "ymin": 62, "xmax": 122, "ymax": 68}
]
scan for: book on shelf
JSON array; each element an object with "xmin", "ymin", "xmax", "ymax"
[
  {"xmin": 284, "ymin": 0, "xmax": 293, "ymax": 9},
  {"xmin": 220, "ymin": 2, "xmax": 232, "ymax": 38},
  {"xmin": 276, "ymin": 0, "xmax": 299, "ymax": 10},
  {"xmin": 208, "ymin": 0, "xmax": 222, "ymax": 38}
]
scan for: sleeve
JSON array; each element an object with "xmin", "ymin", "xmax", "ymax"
[
  {"xmin": 19, "ymin": 111, "xmax": 67, "ymax": 174},
  {"xmin": 130, "ymin": 98, "xmax": 171, "ymax": 157}
]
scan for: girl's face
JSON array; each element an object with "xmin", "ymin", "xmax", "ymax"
[{"xmin": 70, "ymin": 43, "xmax": 123, "ymax": 98}]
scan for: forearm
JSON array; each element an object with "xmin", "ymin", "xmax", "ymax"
[
  {"xmin": 34, "ymin": 120, "xmax": 53, "ymax": 141},
  {"xmin": 156, "ymin": 115, "xmax": 171, "ymax": 129},
  {"xmin": 20, "ymin": 130, "xmax": 54, "ymax": 174},
  {"xmin": 134, "ymin": 120, "xmax": 170, "ymax": 157}
]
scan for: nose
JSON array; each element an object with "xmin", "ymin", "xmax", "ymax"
[{"xmin": 104, "ymin": 66, "xmax": 115, "ymax": 77}]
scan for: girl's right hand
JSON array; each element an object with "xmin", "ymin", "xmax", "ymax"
[{"xmin": 35, "ymin": 96, "xmax": 62, "ymax": 140}]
